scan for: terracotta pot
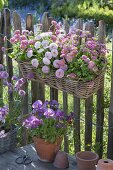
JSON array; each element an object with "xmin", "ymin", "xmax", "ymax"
[
  {"xmin": 53, "ymin": 151, "xmax": 69, "ymax": 169},
  {"xmin": 97, "ymin": 159, "xmax": 113, "ymax": 170},
  {"xmin": 76, "ymin": 151, "xmax": 99, "ymax": 170},
  {"xmin": 33, "ymin": 137, "xmax": 62, "ymax": 162}
]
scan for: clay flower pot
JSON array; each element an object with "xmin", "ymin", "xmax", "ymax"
[
  {"xmin": 53, "ymin": 151, "xmax": 69, "ymax": 169},
  {"xmin": 76, "ymin": 151, "xmax": 99, "ymax": 170},
  {"xmin": 97, "ymin": 159, "xmax": 113, "ymax": 170},
  {"xmin": 33, "ymin": 137, "xmax": 62, "ymax": 162}
]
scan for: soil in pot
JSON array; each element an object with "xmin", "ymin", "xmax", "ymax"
[
  {"xmin": 76, "ymin": 151, "xmax": 99, "ymax": 170},
  {"xmin": 33, "ymin": 137, "xmax": 62, "ymax": 162}
]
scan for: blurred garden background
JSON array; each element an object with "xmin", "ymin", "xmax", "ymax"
[{"xmin": 0, "ymin": 0, "xmax": 113, "ymax": 38}]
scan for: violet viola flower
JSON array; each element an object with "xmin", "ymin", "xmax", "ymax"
[
  {"xmin": 23, "ymin": 115, "xmax": 43, "ymax": 129},
  {"xmin": 14, "ymin": 78, "xmax": 25, "ymax": 90},
  {"xmin": 1, "ymin": 71, "xmax": 9, "ymax": 79},
  {"xmin": 43, "ymin": 100, "xmax": 49, "ymax": 110},
  {"xmin": 0, "ymin": 106, "xmax": 9, "ymax": 122},
  {"xmin": 12, "ymin": 75, "xmax": 18, "ymax": 81},
  {"xmin": 49, "ymin": 100, "xmax": 59, "ymax": 110},
  {"xmin": 44, "ymin": 108, "xmax": 55, "ymax": 118},
  {"xmin": 0, "ymin": 64, "xmax": 4, "ymax": 71},
  {"xmin": 55, "ymin": 110, "xmax": 65, "ymax": 120},
  {"xmin": 19, "ymin": 90, "xmax": 26, "ymax": 96},
  {"xmin": 32, "ymin": 100, "xmax": 43, "ymax": 109}
]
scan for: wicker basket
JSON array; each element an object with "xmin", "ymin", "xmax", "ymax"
[
  {"xmin": 18, "ymin": 61, "xmax": 106, "ymax": 99},
  {"xmin": 0, "ymin": 126, "xmax": 18, "ymax": 154}
]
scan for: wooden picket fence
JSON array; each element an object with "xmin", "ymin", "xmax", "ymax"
[{"xmin": 0, "ymin": 8, "xmax": 113, "ymax": 159}]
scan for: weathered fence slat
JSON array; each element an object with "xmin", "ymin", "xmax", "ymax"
[
  {"xmin": 63, "ymin": 92, "xmax": 69, "ymax": 153},
  {"xmin": 46, "ymin": 14, "xmax": 58, "ymax": 101},
  {"xmin": 26, "ymin": 13, "xmax": 39, "ymax": 103},
  {"xmin": 107, "ymin": 29, "xmax": 113, "ymax": 159},
  {"xmin": 73, "ymin": 97, "xmax": 81, "ymax": 153},
  {"xmin": 0, "ymin": 11, "xmax": 4, "ymax": 101},
  {"xmin": 73, "ymin": 19, "xmax": 82, "ymax": 153},
  {"xmin": 96, "ymin": 20, "xmax": 105, "ymax": 158},
  {"xmin": 63, "ymin": 20, "xmax": 69, "ymax": 153},
  {"xmin": 41, "ymin": 12, "xmax": 49, "ymax": 32},
  {"xmin": 12, "ymin": 11, "xmax": 29, "ymax": 145},
  {"xmin": 13, "ymin": 11, "xmax": 22, "ymax": 77},
  {"xmin": 50, "ymin": 88, "xmax": 58, "ymax": 101},
  {"xmin": 13, "ymin": 11, "xmax": 22, "ymax": 33},
  {"xmin": 4, "ymin": 8, "xmax": 13, "ymax": 110},
  {"xmin": 85, "ymin": 21, "xmax": 94, "ymax": 151}
]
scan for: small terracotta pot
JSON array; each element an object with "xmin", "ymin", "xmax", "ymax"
[
  {"xmin": 76, "ymin": 151, "xmax": 99, "ymax": 170},
  {"xmin": 53, "ymin": 151, "xmax": 69, "ymax": 169},
  {"xmin": 33, "ymin": 137, "xmax": 62, "ymax": 162},
  {"xmin": 97, "ymin": 159, "xmax": 113, "ymax": 170}
]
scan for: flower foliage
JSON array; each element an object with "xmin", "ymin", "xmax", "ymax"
[
  {"xmin": 23, "ymin": 100, "xmax": 74, "ymax": 143},
  {"xmin": 0, "ymin": 64, "xmax": 26, "ymax": 137},
  {"xmin": 9, "ymin": 20, "xmax": 107, "ymax": 81}
]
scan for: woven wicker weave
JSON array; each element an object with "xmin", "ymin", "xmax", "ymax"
[
  {"xmin": 0, "ymin": 127, "xmax": 17, "ymax": 154},
  {"xmin": 18, "ymin": 61, "xmax": 106, "ymax": 99}
]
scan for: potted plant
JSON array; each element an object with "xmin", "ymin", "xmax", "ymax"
[
  {"xmin": 7, "ymin": 20, "xmax": 107, "ymax": 98},
  {"xmin": 0, "ymin": 63, "xmax": 26, "ymax": 153},
  {"xmin": 23, "ymin": 99, "xmax": 74, "ymax": 162}
]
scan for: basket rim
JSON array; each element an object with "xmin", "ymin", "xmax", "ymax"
[{"xmin": 18, "ymin": 58, "xmax": 107, "ymax": 83}]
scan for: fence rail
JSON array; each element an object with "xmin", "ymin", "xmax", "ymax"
[{"xmin": 0, "ymin": 8, "xmax": 113, "ymax": 159}]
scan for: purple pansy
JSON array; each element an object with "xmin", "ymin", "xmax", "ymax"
[
  {"xmin": 49, "ymin": 100, "xmax": 59, "ymax": 110},
  {"xmin": 32, "ymin": 100, "xmax": 43, "ymax": 109},
  {"xmin": 23, "ymin": 115, "xmax": 43, "ymax": 129},
  {"xmin": 44, "ymin": 108, "xmax": 55, "ymax": 118}
]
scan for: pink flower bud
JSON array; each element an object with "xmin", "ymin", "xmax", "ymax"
[
  {"xmin": 51, "ymin": 35, "xmax": 57, "ymax": 42},
  {"xmin": 14, "ymin": 30, "xmax": 20, "ymax": 35},
  {"xmin": 51, "ymin": 20, "xmax": 57, "ymax": 26},
  {"xmin": 10, "ymin": 37, "xmax": 15, "ymax": 44},
  {"xmin": 4, "ymin": 36, "xmax": 7, "ymax": 42}
]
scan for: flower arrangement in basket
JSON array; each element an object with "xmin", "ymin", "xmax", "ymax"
[
  {"xmin": 23, "ymin": 99, "xmax": 74, "ymax": 162},
  {"xmin": 0, "ymin": 63, "xmax": 26, "ymax": 153},
  {"xmin": 8, "ymin": 20, "xmax": 107, "ymax": 98}
]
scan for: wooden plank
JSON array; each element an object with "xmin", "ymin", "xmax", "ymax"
[
  {"xmin": 26, "ymin": 13, "xmax": 39, "ymax": 103},
  {"xmin": 4, "ymin": 8, "xmax": 13, "ymax": 111},
  {"xmin": 73, "ymin": 97, "xmax": 81, "ymax": 153},
  {"xmin": 50, "ymin": 88, "xmax": 58, "ymax": 101},
  {"xmin": 13, "ymin": 11, "xmax": 22, "ymax": 77},
  {"xmin": 96, "ymin": 20, "xmax": 105, "ymax": 158},
  {"xmin": 73, "ymin": 19, "xmax": 83, "ymax": 153},
  {"xmin": 0, "ymin": 144, "xmax": 78, "ymax": 170},
  {"xmin": 29, "ymin": 12, "xmax": 50, "ymax": 102},
  {"xmin": 85, "ymin": 97, "xmax": 93, "ymax": 151},
  {"xmin": 107, "ymin": 29, "xmax": 113, "ymax": 159},
  {"xmin": 63, "ymin": 20, "xmax": 69, "ymax": 153},
  {"xmin": 13, "ymin": 11, "xmax": 22, "ymax": 33},
  {"xmin": 41, "ymin": 12, "xmax": 49, "ymax": 32},
  {"xmin": 63, "ymin": 92, "xmax": 69, "ymax": 153},
  {"xmin": 47, "ymin": 15, "xmax": 58, "ymax": 101},
  {"xmin": 0, "ymin": 11, "xmax": 4, "ymax": 102},
  {"xmin": 85, "ymin": 21, "xmax": 94, "ymax": 151},
  {"xmin": 12, "ymin": 11, "xmax": 29, "ymax": 145}
]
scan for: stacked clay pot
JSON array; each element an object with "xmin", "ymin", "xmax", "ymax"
[{"xmin": 97, "ymin": 159, "xmax": 113, "ymax": 170}]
